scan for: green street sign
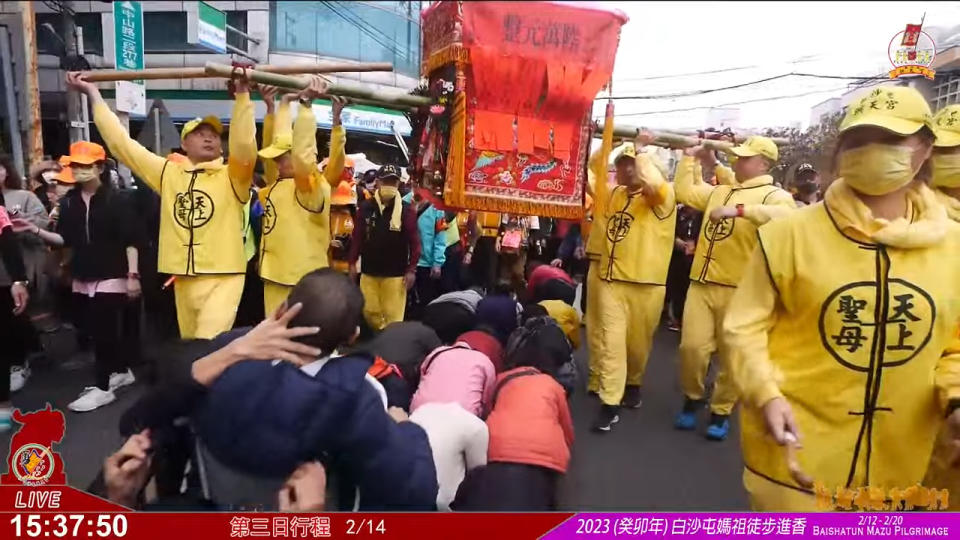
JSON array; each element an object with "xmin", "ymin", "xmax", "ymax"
[
  {"xmin": 113, "ymin": 1, "xmax": 145, "ymax": 115},
  {"xmin": 113, "ymin": 1, "xmax": 143, "ymax": 71}
]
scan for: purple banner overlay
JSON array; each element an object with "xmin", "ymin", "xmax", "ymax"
[{"xmin": 544, "ymin": 513, "xmax": 955, "ymax": 539}]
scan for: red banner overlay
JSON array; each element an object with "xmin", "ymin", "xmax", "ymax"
[{"xmin": 0, "ymin": 487, "xmax": 572, "ymax": 540}]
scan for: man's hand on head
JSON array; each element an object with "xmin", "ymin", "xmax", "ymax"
[
  {"xmin": 228, "ymin": 302, "xmax": 322, "ymax": 365},
  {"xmin": 191, "ymin": 303, "xmax": 322, "ymax": 386}
]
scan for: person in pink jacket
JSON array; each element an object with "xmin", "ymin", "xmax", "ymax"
[
  {"xmin": 410, "ymin": 338, "xmax": 497, "ymax": 417},
  {"xmin": 450, "ymin": 317, "xmax": 574, "ymax": 510}
]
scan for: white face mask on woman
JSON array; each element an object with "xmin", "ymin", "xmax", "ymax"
[{"xmin": 838, "ymin": 143, "xmax": 918, "ymax": 196}]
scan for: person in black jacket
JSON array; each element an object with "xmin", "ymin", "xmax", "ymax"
[
  {"xmin": 0, "ymin": 199, "xmax": 29, "ymax": 432},
  {"xmin": 664, "ymin": 204, "xmax": 702, "ymax": 332},
  {"xmin": 55, "ymin": 142, "xmax": 143, "ymax": 413},
  {"xmin": 347, "ymin": 165, "xmax": 421, "ymax": 331}
]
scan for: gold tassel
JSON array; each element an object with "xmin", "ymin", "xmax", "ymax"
[
  {"xmin": 444, "ymin": 81, "xmax": 468, "ymax": 208},
  {"xmin": 424, "ymin": 44, "xmax": 470, "ymax": 74}
]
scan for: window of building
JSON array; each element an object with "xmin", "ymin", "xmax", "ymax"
[
  {"xmin": 933, "ymin": 74, "xmax": 960, "ymax": 110},
  {"xmin": 271, "ymin": 1, "xmax": 421, "ymax": 77},
  {"xmin": 36, "ymin": 13, "xmax": 104, "ymax": 56},
  {"xmin": 144, "ymin": 11, "xmax": 248, "ymax": 54}
]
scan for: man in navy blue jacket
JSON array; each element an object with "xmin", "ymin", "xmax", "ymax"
[{"xmin": 121, "ymin": 269, "xmax": 438, "ymax": 510}]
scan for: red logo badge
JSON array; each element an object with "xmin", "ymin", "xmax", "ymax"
[{"xmin": 1, "ymin": 404, "xmax": 67, "ymax": 486}]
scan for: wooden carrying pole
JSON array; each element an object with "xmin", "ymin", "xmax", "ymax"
[
  {"xmin": 203, "ymin": 62, "xmax": 431, "ymax": 109},
  {"xmin": 80, "ymin": 61, "xmax": 394, "ymax": 82},
  {"xmin": 594, "ymin": 122, "xmax": 790, "ymax": 150},
  {"xmin": 270, "ymin": 86, "xmax": 418, "ymax": 112}
]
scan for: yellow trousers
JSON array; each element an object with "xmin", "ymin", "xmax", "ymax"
[
  {"xmin": 595, "ymin": 279, "xmax": 665, "ymax": 406},
  {"xmin": 360, "ymin": 275, "xmax": 407, "ymax": 331},
  {"xmin": 585, "ymin": 260, "xmax": 603, "ymax": 393},
  {"xmin": 743, "ymin": 468, "xmax": 821, "ymax": 512},
  {"xmin": 174, "ymin": 274, "xmax": 245, "ymax": 339},
  {"xmin": 923, "ymin": 424, "xmax": 960, "ymax": 507},
  {"xmin": 678, "ymin": 282, "xmax": 738, "ymax": 415},
  {"xmin": 263, "ymin": 281, "xmax": 294, "ymax": 318}
]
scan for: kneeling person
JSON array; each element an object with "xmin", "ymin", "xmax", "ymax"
[{"xmin": 191, "ymin": 269, "xmax": 438, "ymax": 510}]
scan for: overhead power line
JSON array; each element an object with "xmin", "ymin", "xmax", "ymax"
[
  {"xmin": 607, "ymin": 86, "xmax": 851, "ymax": 118},
  {"xmin": 612, "ymin": 55, "xmax": 827, "ymax": 83},
  {"xmin": 599, "ymin": 72, "xmax": 893, "ymax": 101}
]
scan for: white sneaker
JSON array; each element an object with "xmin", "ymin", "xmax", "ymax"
[
  {"xmin": 108, "ymin": 369, "xmax": 136, "ymax": 391},
  {"xmin": 10, "ymin": 365, "xmax": 30, "ymax": 393},
  {"xmin": 68, "ymin": 387, "xmax": 116, "ymax": 412}
]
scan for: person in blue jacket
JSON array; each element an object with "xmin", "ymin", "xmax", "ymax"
[
  {"xmin": 403, "ymin": 189, "xmax": 447, "ymax": 320},
  {"xmin": 121, "ymin": 268, "xmax": 439, "ymax": 510}
]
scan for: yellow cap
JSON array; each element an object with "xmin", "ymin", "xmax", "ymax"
[
  {"xmin": 258, "ymin": 133, "xmax": 293, "ymax": 159},
  {"xmin": 933, "ymin": 104, "xmax": 960, "ymax": 148},
  {"xmin": 181, "ymin": 115, "xmax": 224, "ymax": 141},
  {"xmin": 612, "ymin": 142, "xmax": 636, "ymax": 164},
  {"xmin": 840, "ymin": 86, "xmax": 933, "ymax": 136},
  {"xmin": 729, "ymin": 136, "xmax": 779, "ymax": 162}
]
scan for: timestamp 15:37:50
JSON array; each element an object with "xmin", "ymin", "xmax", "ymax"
[{"xmin": 10, "ymin": 514, "xmax": 128, "ymax": 538}]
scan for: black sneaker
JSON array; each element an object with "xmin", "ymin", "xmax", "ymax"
[
  {"xmin": 591, "ymin": 404, "xmax": 620, "ymax": 433},
  {"xmin": 621, "ymin": 385, "xmax": 642, "ymax": 409}
]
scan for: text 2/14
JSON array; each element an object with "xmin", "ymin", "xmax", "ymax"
[{"xmin": 346, "ymin": 519, "xmax": 386, "ymax": 535}]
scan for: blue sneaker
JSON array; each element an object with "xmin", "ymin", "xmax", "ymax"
[
  {"xmin": 705, "ymin": 415, "xmax": 731, "ymax": 441},
  {"xmin": 674, "ymin": 411, "xmax": 696, "ymax": 430}
]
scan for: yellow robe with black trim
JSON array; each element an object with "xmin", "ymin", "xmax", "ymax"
[
  {"xmin": 259, "ymin": 103, "xmax": 343, "ymax": 286},
  {"xmin": 596, "ymin": 171, "xmax": 676, "ymax": 284},
  {"xmin": 592, "ymin": 154, "xmax": 677, "ymax": 405},
  {"xmin": 674, "ymin": 156, "xmax": 795, "ymax": 287},
  {"xmin": 726, "ymin": 180, "xmax": 960, "ymax": 498},
  {"xmin": 93, "ymin": 95, "xmax": 256, "ymax": 276}
]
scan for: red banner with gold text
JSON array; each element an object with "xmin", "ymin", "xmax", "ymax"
[{"xmin": 0, "ymin": 487, "xmax": 573, "ymax": 540}]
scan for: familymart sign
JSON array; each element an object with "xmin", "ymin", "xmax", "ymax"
[{"xmin": 189, "ymin": 1, "xmax": 227, "ymax": 54}]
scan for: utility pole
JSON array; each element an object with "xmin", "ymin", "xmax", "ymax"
[
  {"xmin": 20, "ymin": 0, "xmax": 43, "ymax": 164},
  {"xmin": 62, "ymin": 1, "xmax": 89, "ymax": 144}
]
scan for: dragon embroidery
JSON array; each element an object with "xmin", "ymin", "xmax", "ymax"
[{"xmin": 521, "ymin": 161, "xmax": 558, "ymax": 184}]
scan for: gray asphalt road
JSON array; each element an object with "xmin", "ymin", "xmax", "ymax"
[{"xmin": 1, "ymin": 325, "xmax": 748, "ymax": 510}]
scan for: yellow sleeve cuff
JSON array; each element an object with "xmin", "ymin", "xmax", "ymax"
[{"xmin": 754, "ymin": 383, "xmax": 784, "ymax": 409}]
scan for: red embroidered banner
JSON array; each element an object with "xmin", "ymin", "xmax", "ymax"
[
  {"xmin": 461, "ymin": 1, "xmax": 626, "ymax": 75},
  {"xmin": 422, "ymin": 1, "xmax": 626, "ymax": 219}
]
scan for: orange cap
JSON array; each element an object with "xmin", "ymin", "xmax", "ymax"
[
  {"xmin": 320, "ymin": 156, "xmax": 357, "ymax": 182},
  {"xmin": 61, "ymin": 141, "xmax": 106, "ymax": 165},
  {"xmin": 331, "ymin": 180, "xmax": 358, "ymax": 206},
  {"xmin": 54, "ymin": 165, "xmax": 75, "ymax": 184}
]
